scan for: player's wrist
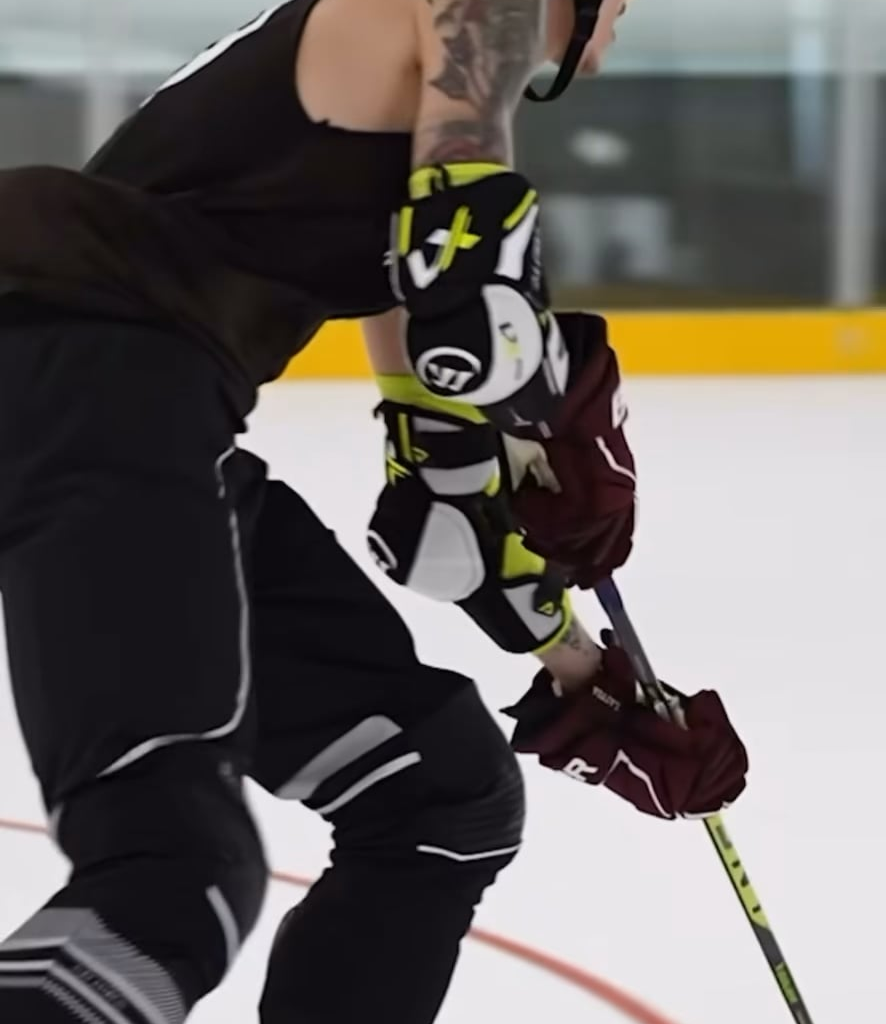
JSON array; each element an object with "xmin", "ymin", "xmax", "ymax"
[{"xmin": 535, "ymin": 612, "xmax": 604, "ymax": 695}]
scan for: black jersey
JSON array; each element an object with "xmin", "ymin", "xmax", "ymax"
[{"xmin": 0, "ymin": 0, "xmax": 411, "ymax": 395}]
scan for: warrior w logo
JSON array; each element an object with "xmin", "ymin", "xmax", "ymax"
[{"xmin": 415, "ymin": 348, "xmax": 483, "ymax": 395}]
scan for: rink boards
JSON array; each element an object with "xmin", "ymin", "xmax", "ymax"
[{"xmin": 284, "ymin": 308, "xmax": 886, "ymax": 377}]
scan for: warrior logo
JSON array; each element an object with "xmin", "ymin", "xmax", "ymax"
[{"xmin": 415, "ymin": 347, "xmax": 483, "ymax": 394}]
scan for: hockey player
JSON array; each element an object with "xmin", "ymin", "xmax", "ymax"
[{"xmin": 0, "ymin": 1, "xmax": 748, "ymax": 1021}]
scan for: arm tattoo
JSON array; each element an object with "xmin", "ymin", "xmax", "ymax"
[
  {"xmin": 560, "ymin": 617, "xmax": 596, "ymax": 657},
  {"xmin": 415, "ymin": 118, "xmax": 507, "ymax": 165},
  {"xmin": 415, "ymin": 0, "xmax": 542, "ymax": 165},
  {"xmin": 538, "ymin": 613, "xmax": 604, "ymax": 695}
]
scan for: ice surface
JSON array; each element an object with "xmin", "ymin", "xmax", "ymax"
[{"xmin": 3, "ymin": 375, "xmax": 885, "ymax": 1023}]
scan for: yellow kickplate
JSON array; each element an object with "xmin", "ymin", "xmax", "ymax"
[{"xmin": 281, "ymin": 310, "xmax": 886, "ymax": 379}]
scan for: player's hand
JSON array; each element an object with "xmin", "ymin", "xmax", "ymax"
[
  {"xmin": 502, "ymin": 633, "xmax": 748, "ymax": 820},
  {"xmin": 508, "ymin": 311, "xmax": 636, "ymax": 590}
]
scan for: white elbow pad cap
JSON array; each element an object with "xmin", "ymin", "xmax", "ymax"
[{"xmin": 404, "ymin": 502, "xmax": 485, "ymax": 603}]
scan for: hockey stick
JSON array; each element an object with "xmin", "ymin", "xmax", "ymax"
[{"xmin": 593, "ymin": 576, "xmax": 815, "ymax": 1024}]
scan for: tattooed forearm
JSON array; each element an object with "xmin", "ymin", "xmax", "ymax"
[
  {"xmin": 538, "ymin": 614, "xmax": 603, "ymax": 695},
  {"xmin": 414, "ymin": 118, "xmax": 509, "ymax": 165},
  {"xmin": 561, "ymin": 617, "xmax": 593, "ymax": 653},
  {"xmin": 415, "ymin": 0, "xmax": 543, "ymax": 166}
]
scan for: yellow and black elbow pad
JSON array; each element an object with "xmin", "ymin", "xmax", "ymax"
[
  {"xmin": 367, "ymin": 383, "xmax": 572, "ymax": 654},
  {"xmin": 390, "ymin": 164, "xmax": 570, "ymax": 437}
]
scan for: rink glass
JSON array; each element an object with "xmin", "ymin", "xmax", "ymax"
[{"xmin": 0, "ymin": 0, "xmax": 883, "ymax": 309}]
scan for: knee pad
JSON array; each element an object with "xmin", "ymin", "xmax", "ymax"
[
  {"xmin": 258, "ymin": 683, "xmax": 522, "ymax": 1024},
  {"xmin": 261, "ymin": 684, "xmax": 523, "ymax": 1024},
  {"xmin": 319, "ymin": 677, "xmax": 525, "ymax": 885},
  {"xmin": 44, "ymin": 742, "xmax": 268, "ymax": 1010},
  {"xmin": 408, "ymin": 683, "xmax": 526, "ymax": 877}
]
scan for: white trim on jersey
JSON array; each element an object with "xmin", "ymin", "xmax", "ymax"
[{"xmin": 141, "ymin": 4, "xmax": 289, "ymax": 108}]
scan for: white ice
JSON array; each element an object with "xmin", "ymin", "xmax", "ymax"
[{"xmin": 2, "ymin": 374, "xmax": 885, "ymax": 1024}]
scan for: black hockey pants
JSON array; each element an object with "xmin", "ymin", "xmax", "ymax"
[{"xmin": 0, "ymin": 305, "xmax": 524, "ymax": 1024}]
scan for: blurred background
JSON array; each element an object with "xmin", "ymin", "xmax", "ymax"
[{"xmin": 0, "ymin": 0, "xmax": 883, "ymax": 313}]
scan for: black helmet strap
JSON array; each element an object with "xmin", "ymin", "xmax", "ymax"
[{"xmin": 524, "ymin": 0, "xmax": 602, "ymax": 103}]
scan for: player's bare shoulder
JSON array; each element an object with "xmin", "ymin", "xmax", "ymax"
[{"xmin": 295, "ymin": 0, "xmax": 420, "ymax": 133}]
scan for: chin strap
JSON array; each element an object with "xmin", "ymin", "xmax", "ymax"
[{"xmin": 524, "ymin": 0, "xmax": 603, "ymax": 103}]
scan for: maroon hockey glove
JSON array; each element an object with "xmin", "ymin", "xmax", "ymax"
[
  {"xmin": 510, "ymin": 312, "xmax": 635, "ymax": 590},
  {"xmin": 502, "ymin": 637, "xmax": 748, "ymax": 820}
]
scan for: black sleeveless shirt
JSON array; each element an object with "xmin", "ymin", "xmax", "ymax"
[{"xmin": 0, "ymin": 0, "xmax": 411, "ymax": 402}]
